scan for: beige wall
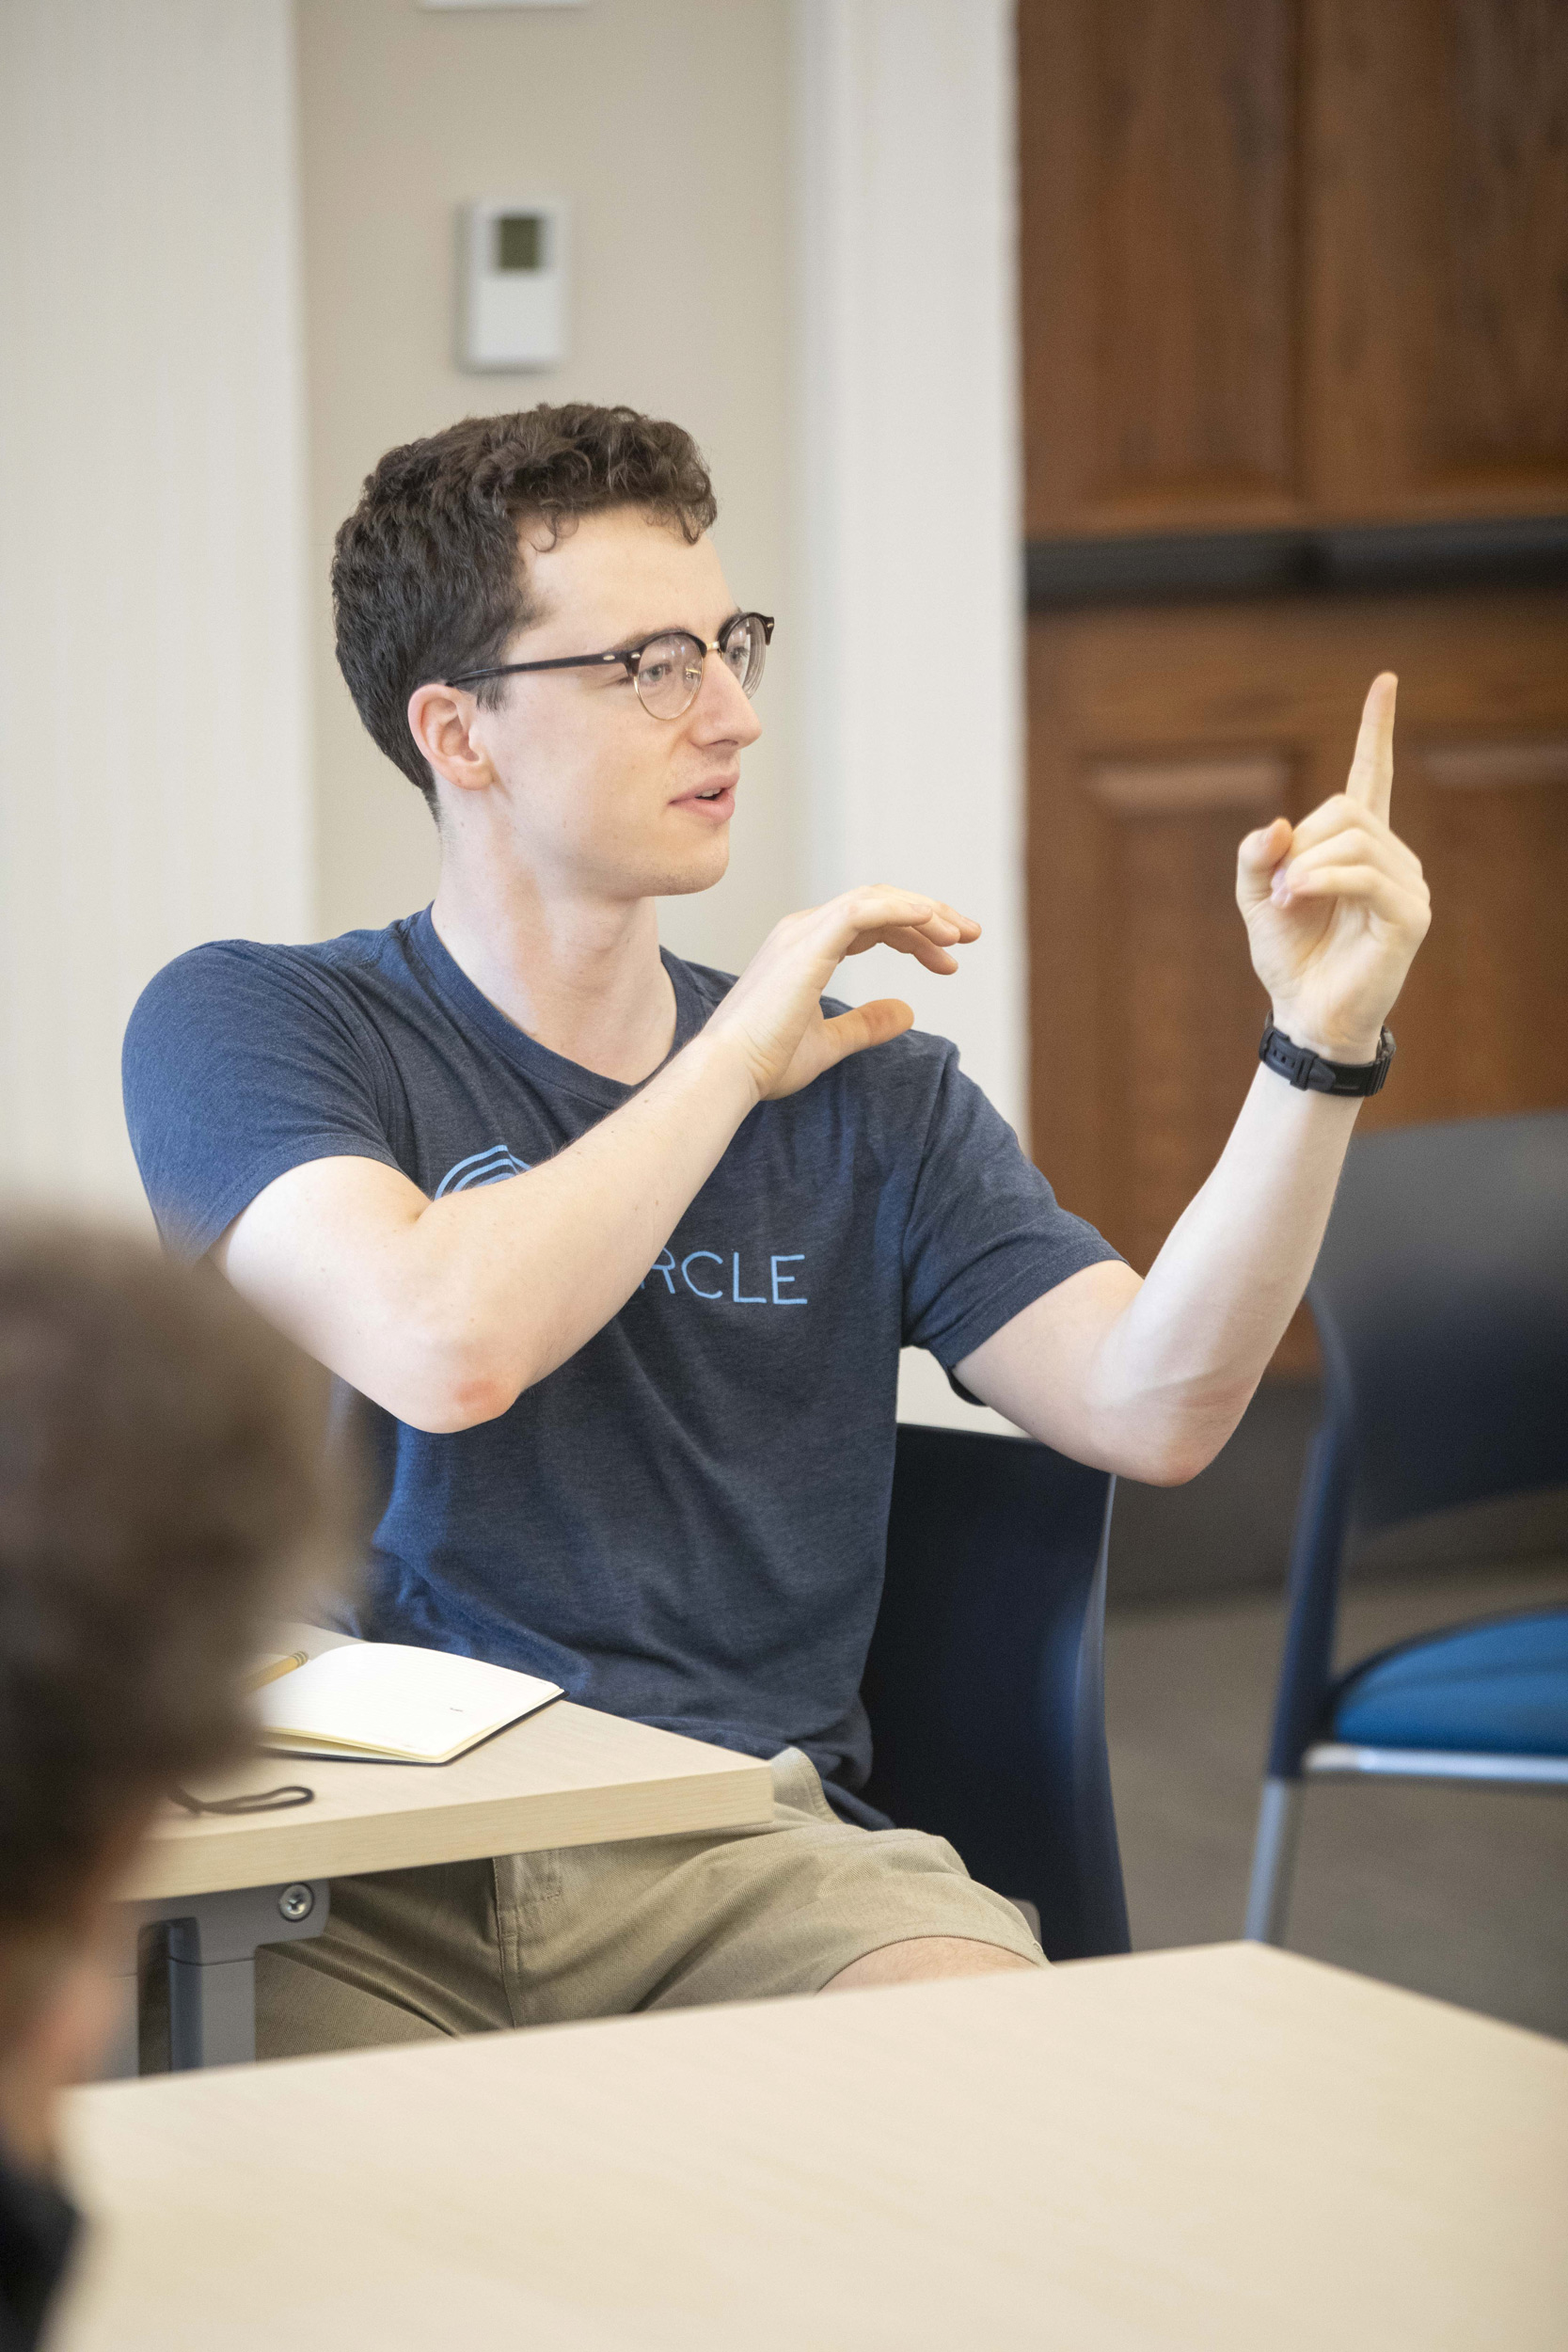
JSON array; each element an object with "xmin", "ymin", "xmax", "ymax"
[
  {"xmin": 795, "ymin": 0, "xmax": 1028, "ymax": 1437},
  {"xmin": 0, "ymin": 0, "xmax": 309, "ymax": 1216},
  {"xmin": 296, "ymin": 0, "xmax": 799, "ymax": 965}
]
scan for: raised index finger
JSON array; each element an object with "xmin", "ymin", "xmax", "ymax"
[{"xmin": 1347, "ymin": 672, "xmax": 1398, "ymax": 821}]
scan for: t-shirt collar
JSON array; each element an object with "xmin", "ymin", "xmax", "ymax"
[{"xmin": 404, "ymin": 906, "xmax": 704, "ymax": 1110}]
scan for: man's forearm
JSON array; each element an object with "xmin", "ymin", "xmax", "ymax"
[
  {"xmin": 402, "ymin": 882, "xmax": 970, "ymax": 1423},
  {"xmin": 964, "ymin": 675, "xmax": 1428, "ymax": 1481},
  {"xmin": 394, "ymin": 1030, "xmax": 759, "ymax": 1423},
  {"xmin": 232, "ymin": 1029, "xmax": 763, "ymax": 1434},
  {"xmin": 959, "ymin": 1066, "xmax": 1362, "ymax": 1484},
  {"xmin": 224, "ymin": 886, "xmax": 977, "ymax": 1433},
  {"xmin": 1080, "ymin": 1066, "xmax": 1361, "ymax": 1478}
]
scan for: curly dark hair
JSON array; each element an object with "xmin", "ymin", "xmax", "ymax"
[
  {"xmin": 0, "ymin": 1221, "xmax": 347, "ymax": 1994},
  {"xmin": 331, "ymin": 403, "xmax": 719, "ymax": 815}
]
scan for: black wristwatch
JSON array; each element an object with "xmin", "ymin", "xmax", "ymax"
[{"xmin": 1259, "ymin": 1022, "xmax": 1395, "ymax": 1097}]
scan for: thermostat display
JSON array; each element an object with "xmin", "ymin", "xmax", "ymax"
[{"xmin": 461, "ymin": 198, "xmax": 567, "ymax": 372}]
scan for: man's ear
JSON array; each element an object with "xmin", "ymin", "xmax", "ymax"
[{"xmin": 406, "ymin": 682, "xmax": 499, "ymax": 798}]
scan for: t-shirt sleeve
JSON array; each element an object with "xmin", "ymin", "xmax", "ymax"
[
  {"xmin": 122, "ymin": 943, "xmax": 404, "ymax": 1260},
  {"xmin": 900, "ymin": 1043, "xmax": 1121, "ymax": 1379}
]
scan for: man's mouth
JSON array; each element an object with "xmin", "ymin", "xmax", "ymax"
[{"xmin": 675, "ymin": 776, "xmax": 738, "ymax": 814}]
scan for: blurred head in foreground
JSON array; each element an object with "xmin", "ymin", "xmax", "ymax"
[{"xmin": 0, "ymin": 1222, "xmax": 344, "ymax": 2185}]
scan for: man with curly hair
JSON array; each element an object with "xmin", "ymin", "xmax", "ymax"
[{"xmin": 124, "ymin": 402, "xmax": 1429, "ymax": 2052}]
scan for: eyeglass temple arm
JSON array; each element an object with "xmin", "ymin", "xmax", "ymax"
[
  {"xmin": 448, "ymin": 616, "xmax": 771, "ymax": 691},
  {"xmin": 445, "ymin": 650, "xmax": 626, "ymax": 687}
]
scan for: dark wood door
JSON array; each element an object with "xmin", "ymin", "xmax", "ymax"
[{"xmin": 1020, "ymin": 0, "xmax": 1568, "ymax": 1368}]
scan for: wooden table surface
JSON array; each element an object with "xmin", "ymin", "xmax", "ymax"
[
  {"xmin": 123, "ymin": 1701, "xmax": 773, "ymax": 1902},
  {"xmin": 55, "ymin": 1943, "xmax": 1568, "ymax": 2350}
]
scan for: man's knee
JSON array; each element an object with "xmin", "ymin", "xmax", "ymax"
[{"xmin": 818, "ymin": 1935, "xmax": 1040, "ymax": 1994}]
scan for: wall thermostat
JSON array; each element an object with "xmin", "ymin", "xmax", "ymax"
[{"xmin": 460, "ymin": 199, "xmax": 567, "ymax": 372}]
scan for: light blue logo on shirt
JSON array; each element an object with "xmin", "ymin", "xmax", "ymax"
[
  {"xmin": 434, "ymin": 1144, "xmax": 807, "ymax": 1307},
  {"xmin": 434, "ymin": 1144, "xmax": 531, "ymax": 1198},
  {"xmin": 643, "ymin": 1249, "xmax": 807, "ymax": 1307}
]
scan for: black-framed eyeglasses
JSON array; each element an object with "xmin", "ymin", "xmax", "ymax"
[{"xmin": 445, "ymin": 612, "xmax": 774, "ymax": 722}]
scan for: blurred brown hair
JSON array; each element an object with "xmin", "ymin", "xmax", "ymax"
[{"xmin": 0, "ymin": 1221, "xmax": 347, "ymax": 1960}]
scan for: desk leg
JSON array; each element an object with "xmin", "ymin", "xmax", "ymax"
[
  {"xmin": 164, "ymin": 1882, "xmax": 330, "ymax": 2071},
  {"xmin": 101, "ymin": 1910, "xmax": 143, "ymax": 2081}
]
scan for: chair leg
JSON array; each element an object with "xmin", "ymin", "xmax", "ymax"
[{"xmin": 1243, "ymin": 1777, "xmax": 1304, "ymax": 1945}]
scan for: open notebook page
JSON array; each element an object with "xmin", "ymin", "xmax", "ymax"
[{"xmin": 256, "ymin": 1642, "xmax": 562, "ymax": 1765}]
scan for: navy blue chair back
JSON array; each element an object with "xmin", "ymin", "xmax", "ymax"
[
  {"xmin": 1266, "ymin": 1110, "xmax": 1568, "ymax": 1778},
  {"xmin": 860, "ymin": 1422, "xmax": 1130, "ymax": 1962}
]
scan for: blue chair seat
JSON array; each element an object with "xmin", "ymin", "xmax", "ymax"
[{"xmin": 1328, "ymin": 1609, "xmax": 1568, "ymax": 1757}]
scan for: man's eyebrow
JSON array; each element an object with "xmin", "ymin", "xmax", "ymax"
[{"xmin": 607, "ymin": 608, "xmax": 745, "ymax": 649}]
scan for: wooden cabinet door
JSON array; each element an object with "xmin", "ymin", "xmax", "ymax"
[
  {"xmin": 1029, "ymin": 592, "xmax": 1568, "ymax": 1235},
  {"xmin": 1022, "ymin": 0, "xmax": 1305, "ymax": 537},
  {"xmin": 1306, "ymin": 0, "xmax": 1568, "ymax": 521},
  {"xmin": 1020, "ymin": 1, "xmax": 1568, "ymax": 1363},
  {"xmin": 1022, "ymin": 0, "xmax": 1568, "ymax": 536}
]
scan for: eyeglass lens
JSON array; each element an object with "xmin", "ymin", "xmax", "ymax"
[
  {"xmin": 634, "ymin": 635, "xmax": 706, "ymax": 719},
  {"xmin": 633, "ymin": 616, "xmax": 768, "ymax": 719}
]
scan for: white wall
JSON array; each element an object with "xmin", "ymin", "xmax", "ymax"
[
  {"xmin": 0, "ymin": 0, "xmax": 311, "ymax": 1216},
  {"xmin": 794, "ymin": 0, "xmax": 1025, "ymax": 1131},
  {"xmin": 296, "ymin": 0, "xmax": 800, "ymax": 961},
  {"xmin": 795, "ymin": 0, "xmax": 1027, "ymax": 1431}
]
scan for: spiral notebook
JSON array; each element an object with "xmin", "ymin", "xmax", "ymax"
[{"xmin": 254, "ymin": 1642, "xmax": 562, "ymax": 1766}]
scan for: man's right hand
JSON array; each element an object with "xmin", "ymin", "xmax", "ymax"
[{"xmin": 707, "ymin": 886, "xmax": 980, "ymax": 1103}]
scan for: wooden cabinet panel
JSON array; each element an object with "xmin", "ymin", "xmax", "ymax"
[
  {"xmin": 1028, "ymin": 591, "xmax": 1568, "ymax": 1295},
  {"xmin": 1098, "ymin": 784, "xmax": 1282, "ymax": 1278},
  {"xmin": 1021, "ymin": 0, "xmax": 1303, "ymax": 536},
  {"xmin": 1022, "ymin": 0, "xmax": 1568, "ymax": 535},
  {"xmin": 1020, "ymin": 3, "xmax": 1568, "ymax": 1376},
  {"xmin": 1307, "ymin": 0, "xmax": 1568, "ymax": 517},
  {"xmin": 1404, "ymin": 741, "xmax": 1568, "ymax": 1116}
]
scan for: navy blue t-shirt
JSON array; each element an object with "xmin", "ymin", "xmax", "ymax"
[{"xmin": 122, "ymin": 910, "xmax": 1117, "ymax": 1811}]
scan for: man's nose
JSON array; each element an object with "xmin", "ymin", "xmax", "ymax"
[{"xmin": 691, "ymin": 650, "xmax": 762, "ymax": 740}]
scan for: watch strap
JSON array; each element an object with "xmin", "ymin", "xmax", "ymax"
[{"xmin": 1259, "ymin": 1023, "xmax": 1395, "ymax": 1097}]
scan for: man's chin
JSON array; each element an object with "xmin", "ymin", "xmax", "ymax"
[{"xmin": 650, "ymin": 838, "xmax": 732, "ymax": 899}]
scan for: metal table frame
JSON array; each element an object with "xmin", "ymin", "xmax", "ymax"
[{"xmin": 108, "ymin": 1880, "xmax": 330, "ymax": 2074}]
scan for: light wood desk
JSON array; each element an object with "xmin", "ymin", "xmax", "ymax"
[
  {"xmin": 127, "ymin": 1696, "xmax": 771, "ymax": 1905},
  {"xmin": 114, "ymin": 1642, "xmax": 771, "ymax": 2073},
  {"xmin": 57, "ymin": 1943, "xmax": 1568, "ymax": 2351}
]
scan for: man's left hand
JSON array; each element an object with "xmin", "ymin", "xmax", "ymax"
[{"xmin": 1236, "ymin": 673, "xmax": 1431, "ymax": 1061}]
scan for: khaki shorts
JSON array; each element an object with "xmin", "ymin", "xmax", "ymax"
[{"xmin": 257, "ymin": 1747, "xmax": 1044, "ymax": 2058}]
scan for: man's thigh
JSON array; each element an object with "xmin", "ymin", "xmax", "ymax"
[
  {"xmin": 499, "ymin": 1748, "xmax": 1044, "ymax": 2021},
  {"xmin": 256, "ymin": 1851, "xmax": 507, "ymax": 2058},
  {"xmin": 257, "ymin": 1747, "xmax": 1044, "ymax": 2058}
]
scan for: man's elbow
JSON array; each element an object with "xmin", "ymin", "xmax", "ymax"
[
  {"xmin": 1117, "ymin": 1406, "xmax": 1246, "ymax": 1487},
  {"xmin": 382, "ymin": 1327, "xmax": 531, "ymax": 1435},
  {"xmin": 1130, "ymin": 1437, "xmax": 1214, "ymax": 1488},
  {"xmin": 403, "ymin": 1374, "xmax": 516, "ymax": 1435}
]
